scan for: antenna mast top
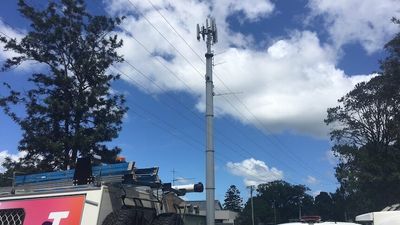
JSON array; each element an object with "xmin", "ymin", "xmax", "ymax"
[{"xmin": 197, "ymin": 17, "xmax": 218, "ymax": 44}]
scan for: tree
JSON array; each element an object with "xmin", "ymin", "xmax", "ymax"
[
  {"xmin": 237, "ymin": 181, "xmax": 314, "ymax": 225},
  {"xmin": 325, "ymin": 18, "xmax": 400, "ymax": 213},
  {"xmin": 0, "ymin": 0, "xmax": 127, "ymax": 172},
  {"xmin": 0, "ymin": 173, "xmax": 12, "ymax": 187},
  {"xmin": 314, "ymin": 192, "xmax": 334, "ymax": 221},
  {"xmin": 223, "ymin": 185, "xmax": 243, "ymax": 212},
  {"xmin": 330, "ymin": 186, "xmax": 353, "ymax": 222}
]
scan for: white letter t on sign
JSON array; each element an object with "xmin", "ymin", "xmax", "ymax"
[{"xmin": 48, "ymin": 211, "xmax": 70, "ymax": 225}]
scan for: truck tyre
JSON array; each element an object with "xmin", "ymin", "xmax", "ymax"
[
  {"xmin": 151, "ymin": 213, "xmax": 184, "ymax": 225},
  {"xmin": 103, "ymin": 208, "xmax": 142, "ymax": 225}
]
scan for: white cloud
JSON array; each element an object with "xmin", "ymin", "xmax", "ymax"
[
  {"xmin": 0, "ymin": 18, "xmax": 45, "ymax": 71},
  {"xmin": 105, "ymin": 1, "xmax": 376, "ymax": 137},
  {"xmin": 213, "ymin": 0, "xmax": 274, "ymax": 22},
  {"xmin": 306, "ymin": 175, "xmax": 319, "ymax": 185},
  {"xmin": 0, "ymin": 18, "xmax": 25, "ymax": 60},
  {"xmin": 174, "ymin": 176, "xmax": 194, "ymax": 185},
  {"xmin": 0, "ymin": 150, "xmax": 25, "ymax": 173},
  {"xmin": 211, "ymin": 31, "xmax": 374, "ymax": 137},
  {"xmin": 312, "ymin": 190, "xmax": 322, "ymax": 196},
  {"xmin": 226, "ymin": 158, "xmax": 283, "ymax": 186},
  {"xmin": 308, "ymin": 0, "xmax": 400, "ymax": 54}
]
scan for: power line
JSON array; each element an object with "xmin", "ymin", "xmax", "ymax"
[
  {"xmin": 127, "ymin": 34, "xmax": 202, "ymax": 96},
  {"xmin": 125, "ymin": 0, "xmax": 204, "ymax": 79},
  {"xmin": 146, "ymin": 0, "xmax": 205, "ymax": 64},
  {"xmin": 111, "ymin": 65, "xmax": 234, "ymax": 162},
  {"xmin": 111, "ymin": 65, "xmax": 242, "ymax": 162},
  {"xmin": 128, "ymin": 105, "xmax": 229, "ymax": 164}
]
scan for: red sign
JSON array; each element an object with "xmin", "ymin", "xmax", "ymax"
[{"xmin": 0, "ymin": 195, "xmax": 85, "ymax": 225}]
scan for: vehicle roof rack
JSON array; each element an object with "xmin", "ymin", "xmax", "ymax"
[
  {"xmin": 8, "ymin": 161, "xmax": 168, "ymax": 195},
  {"xmin": 15, "ymin": 162, "xmax": 135, "ymax": 186}
]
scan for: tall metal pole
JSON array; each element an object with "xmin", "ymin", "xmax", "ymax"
[
  {"xmin": 298, "ymin": 197, "xmax": 303, "ymax": 221},
  {"xmin": 197, "ymin": 17, "xmax": 218, "ymax": 225},
  {"xmin": 298, "ymin": 204, "xmax": 302, "ymax": 221},
  {"xmin": 249, "ymin": 185, "xmax": 255, "ymax": 225},
  {"xmin": 273, "ymin": 201, "xmax": 277, "ymax": 225},
  {"xmin": 205, "ymin": 31, "xmax": 215, "ymax": 225}
]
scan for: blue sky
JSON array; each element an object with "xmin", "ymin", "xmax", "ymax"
[{"xmin": 0, "ymin": 0, "xmax": 399, "ymax": 202}]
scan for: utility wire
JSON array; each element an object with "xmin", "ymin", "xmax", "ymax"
[
  {"xmin": 111, "ymin": 64, "xmax": 251, "ymax": 162},
  {"xmin": 128, "ymin": 105, "xmax": 229, "ymax": 164},
  {"xmin": 112, "ymin": 66, "xmax": 236, "ymax": 163},
  {"xmin": 117, "ymin": 60, "xmax": 261, "ymax": 160},
  {"xmin": 146, "ymin": 0, "xmax": 205, "ymax": 64},
  {"xmin": 125, "ymin": 0, "xmax": 204, "ymax": 79}
]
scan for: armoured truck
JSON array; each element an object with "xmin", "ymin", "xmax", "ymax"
[{"xmin": 0, "ymin": 158, "xmax": 203, "ymax": 225}]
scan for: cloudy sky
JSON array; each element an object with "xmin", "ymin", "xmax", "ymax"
[{"xmin": 0, "ymin": 0, "xmax": 399, "ymax": 200}]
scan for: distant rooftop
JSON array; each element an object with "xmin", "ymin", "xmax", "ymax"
[{"xmin": 186, "ymin": 200, "xmax": 223, "ymax": 211}]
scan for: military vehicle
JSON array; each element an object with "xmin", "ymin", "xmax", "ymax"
[{"xmin": 0, "ymin": 157, "xmax": 203, "ymax": 225}]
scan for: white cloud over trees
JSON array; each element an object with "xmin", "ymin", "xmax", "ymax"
[
  {"xmin": 226, "ymin": 158, "xmax": 283, "ymax": 186},
  {"xmin": 0, "ymin": 150, "xmax": 25, "ymax": 173}
]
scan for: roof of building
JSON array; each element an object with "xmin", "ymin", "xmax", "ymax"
[{"xmin": 186, "ymin": 200, "xmax": 223, "ymax": 211}]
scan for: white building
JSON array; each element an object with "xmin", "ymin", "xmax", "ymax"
[{"xmin": 185, "ymin": 200, "xmax": 239, "ymax": 225}]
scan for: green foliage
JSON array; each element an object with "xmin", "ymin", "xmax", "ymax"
[
  {"xmin": 0, "ymin": 172, "xmax": 12, "ymax": 187},
  {"xmin": 314, "ymin": 192, "xmax": 334, "ymax": 221},
  {"xmin": 223, "ymin": 185, "xmax": 243, "ymax": 212},
  {"xmin": 325, "ymin": 18, "xmax": 400, "ymax": 214},
  {"xmin": 237, "ymin": 181, "xmax": 314, "ymax": 225},
  {"xmin": 0, "ymin": 0, "xmax": 127, "ymax": 172}
]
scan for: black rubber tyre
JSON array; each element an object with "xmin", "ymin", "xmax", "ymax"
[
  {"xmin": 102, "ymin": 208, "xmax": 138, "ymax": 225},
  {"xmin": 151, "ymin": 213, "xmax": 184, "ymax": 225}
]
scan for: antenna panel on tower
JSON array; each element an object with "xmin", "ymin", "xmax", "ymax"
[
  {"xmin": 197, "ymin": 24, "xmax": 200, "ymax": 41},
  {"xmin": 212, "ymin": 18, "xmax": 218, "ymax": 43}
]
